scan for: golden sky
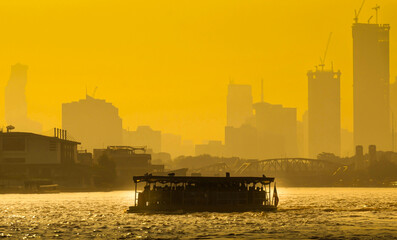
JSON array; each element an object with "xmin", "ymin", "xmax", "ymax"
[{"xmin": 0, "ymin": 0, "xmax": 396, "ymax": 143}]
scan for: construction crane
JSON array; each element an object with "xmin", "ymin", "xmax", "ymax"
[
  {"xmin": 319, "ymin": 32, "xmax": 333, "ymax": 71},
  {"xmin": 372, "ymin": 4, "xmax": 380, "ymax": 24},
  {"xmin": 354, "ymin": 0, "xmax": 366, "ymax": 24},
  {"xmin": 92, "ymin": 86, "xmax": 98, "ymax": 98},
  {"xmin": 261, "ymin": 78, "xmax": 264, "ymax": 103},
  {"xmin": 368, "ymin": 15, "xmax": 373, "ymax": 24}
]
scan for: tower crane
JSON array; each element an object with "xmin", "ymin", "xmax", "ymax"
[
  {"xmin": 368, "ymin": 15, "xmax": 373, "ymax": 23},
  {"xmin": 354, "ymin": 0, "xmax": 366, "ymax": 24},
  {"xmin": 319, "ymin": 32, "xmax": 333, "ymax": 71},
  {"xmin": 372, "ymin": 4, "xmax": 380, "ymax": 24}
]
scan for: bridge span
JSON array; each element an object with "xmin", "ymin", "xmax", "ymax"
[
  {"xmin": 193, "ymin": 158, "xmax": 346, "ymax": 177},
  {"xmin": 235, "ymin": 158, "xmax": 345, "ymax": 176}
]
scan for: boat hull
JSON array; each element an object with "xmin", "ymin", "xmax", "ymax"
[{"xmin": 126, "ymin": 205, "xmax": 277, "ymax": 213}]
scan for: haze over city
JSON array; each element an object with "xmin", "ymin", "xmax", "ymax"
[
  {"xmin": 1, "ymin": 1, "xmax": 397, "ymax": 239},
  {"xmin": 1, "ymin": 0, "xmax": 397, "ymax": 145}
]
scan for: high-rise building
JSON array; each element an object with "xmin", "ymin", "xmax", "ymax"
[
  {"xmin": 227, "ymin": 84, "xmax": 253, "ymax": 128},
  {"xmin": 353, "ymin": 22, "xmax": 391, "ymax": 150},
  {"xmin": 62, "ymin": 95, "xmax": 123, "ymax": 150},
  {"xmin": 253, "ymin": 102, "xmax": 298, "ymax": 158},
  {"xmin": 307, "ymin": 68, "xmax": 341, "ymax": 157},
  {"xmin": 123, "ymin": 126, "xmax": 161, "ymax": 152},
  {"xmin": 161, "ymin": 133, "xmax": 182, "ymax": 158},
  {"xmin": 297, "ymin": 111, "xmax": 309, "ymax": 158},
  {"xmin": 161, "ymin": 133, "xmax": 194, "ymax": 158},
  {"xmin": 5, "ymin": 63, "xmax": 42, "ymax": 133},
  {"xmin": 225, "ymin": 124, "xmax": 258, "ymax": 159},
  {"xmin": 195, "ymin": 140, "xmax": 225, "ymax": 157},
  {"xmin": 390, "ymin": 77, "xmax": 397, "ymax": 151}
]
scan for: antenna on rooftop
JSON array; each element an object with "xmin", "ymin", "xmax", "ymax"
[
  {"xmin": 319, "ymin": 32, "xmax": 333, "ymax": 71},
  {"xmin": 354, "ymin": 0, "xmax": 366, "ymax": 24},
  {"xmin": 372, "ymin": 4, "xmax": 380, "ymax": 24}
]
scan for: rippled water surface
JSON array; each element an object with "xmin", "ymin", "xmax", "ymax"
[{"xmin": 1, "ymin": 188, "xmax": 397, "ymax": 239}]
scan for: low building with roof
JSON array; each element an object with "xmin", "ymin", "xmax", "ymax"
[{"xmin": 0, "ymin": 129, "xmax": 92, "ymax": 191}]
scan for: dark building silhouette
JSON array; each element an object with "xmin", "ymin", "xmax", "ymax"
[
  {"xmin": 341, "ymin": 128, "xmax": 354, "ymax": 156},
  {"xmin": 225, "ymin": 83, "xmax": 256, "ymax": 159},
  {"xmin": 298, "ymin": 111, "xmax": 309, "ymax": 157},
  {"xmin": 77, "ymin": 150, "xmax": 93, "ymax": 166},
  {"xmin": 254, "ymin": 102, "xmax": 298, "ymax": 158},
  {"xmin": 0, "ymin": 130, "xmax": 78, "ymax": 165},
  {"xmin": 227, "ymin": 83, "xmax": 253, "ymax": 128},
  {"xmin": 224, "ymin": 83, "xmax": 298, "ymax": 159},
  {"xmin": 5, "ymin": 63, "xmax": 42, "ymax": 133},
  {"xmin": 151, "ymin": 152, "xmax": 172, "ymax": 165},
  {"xmin": 62, "ymin": 95, "xmax": 123, "ymax": 150},
  {"xmin": 93, "ymin": 146, "xmax": 164, "ymax": 187},
  {"xmin": 123, "ymin": 126, "xmax": 162, "ymax": 153},
  {"xmin": 354, "ymin": 145, "xmax": 365, "ymax": 171},
  {"xmin": 161, "ymin": 133, "xmax": 194, "ymax": 158},
  {"xmin": 0, "ymin": 130, "xmax": 92, "ymax": 190},
  {"xmin": 297, "ymin": 120, "xmax": 307, "ymax": 157},
  {"xmin": 161, "ymin": 133, "xmax": 182, "ymax": 158},
  {"xmin": 307, "ymin": 68, "xmax": 341, "ymax": 157},
  {"xmin": 353, "ymin": 22, "xmax": 391, "ymax": 150},
  {"xmin": 195, "ymin": 140, "xmax": 225, "ymax": 157},
  {"xmin": 390, "ymin": 77, "xmax": 397, "ymax": 151},
  {"xmin": 225, "ymin": 124, "xmax": 257, "ymax": 159}
]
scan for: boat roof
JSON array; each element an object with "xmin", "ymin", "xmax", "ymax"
[{"xmin": 133, "ymin": 175, "xmax": 275, "ymax": 184}]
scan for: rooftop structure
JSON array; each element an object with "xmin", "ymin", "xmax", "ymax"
[{"xmin": 94, "ymin": 146, "xmax": 164, "ymax": 187}]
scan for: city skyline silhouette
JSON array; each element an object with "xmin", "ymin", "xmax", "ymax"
[
  {"xmin": 0, "ymin": 0, "xmax": 396, "ymax": 153},
  {"xmin": 1, "ymin": 2, "xmax": 397, "ymax": 239}
]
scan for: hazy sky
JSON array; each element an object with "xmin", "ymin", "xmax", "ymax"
[{"xmin": 0, "ymin": 0, "xmax": 396, "ymax": 143}]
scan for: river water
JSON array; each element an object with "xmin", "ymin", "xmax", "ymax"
[{"xmin": 0, "ymin": 188, "xmax": 396, "ymax": 239}]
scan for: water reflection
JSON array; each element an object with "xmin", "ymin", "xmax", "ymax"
[{"xmin": 0, "ymin": 188, "xmax": 396, "ymax": 239}]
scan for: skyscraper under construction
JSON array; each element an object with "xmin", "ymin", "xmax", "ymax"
[
  {"xmin": 308, "ymin": 68, "xmax": 341, "ymax": 158},
  {"xmin": 352, "ymin": 20, "xmax": 391, "ymax": 150}
]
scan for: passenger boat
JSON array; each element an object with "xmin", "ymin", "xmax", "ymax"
[{"xmin": 127, "ymin": 173, "xmax": 279, "ymax": 213}]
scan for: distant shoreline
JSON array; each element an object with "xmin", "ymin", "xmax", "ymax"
[{"xmin": 1, "ymin": 185, "xmax": 396, "ymax": 194}]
